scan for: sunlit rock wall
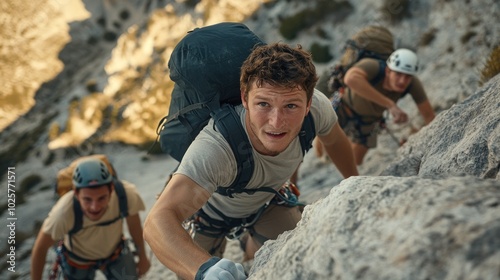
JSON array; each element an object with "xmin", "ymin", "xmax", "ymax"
[{"xmin": 0, "ymin": 0, "xmax": 88, "ymax": 131}]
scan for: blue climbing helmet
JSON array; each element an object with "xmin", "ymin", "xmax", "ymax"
[{"xmin": 72, "ymin": 158, "xmax": 113, "ymax": 189}]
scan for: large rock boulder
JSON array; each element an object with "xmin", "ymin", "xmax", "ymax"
[
  {"xmin": 382, "ymin": 75, "xmax": 500, "ymax": 179},
  {"xmin": 250, "ymin": 176, "xmax": 500, "ymax": 279},
  {"xmin": 250, "ymin": 76, "xmax": 500, "ymax": 279}
]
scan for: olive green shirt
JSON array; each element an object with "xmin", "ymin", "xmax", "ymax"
[{"xmin": 342, "ymin": 58, "xmax": 428, "ymax": 118}]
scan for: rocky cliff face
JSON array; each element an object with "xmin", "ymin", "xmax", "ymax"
[
  {"xmin": 2, "ymin": 0, "xmax": 498, "ymax": 168},
  {"xmin": 251, "ymin": 177, "xmax": 500, "ymax": 279},
  {"xmin": 383, "ymin": 76, "xmax": 500, "ymax": 179},
  {"xmin": 0, "ymin": 0, "xmax": 169, "ymax": 176},
  {"xmin": 250, "ymin": 76, "xmax": 500, "ymax": 279}
]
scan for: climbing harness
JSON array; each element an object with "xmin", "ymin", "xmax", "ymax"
[
  {"xmin": 49, "ymin": 238, "xmax": 127, "ymax": 279},
  {"xmin": 183, "ymin": 181, "xmax": 305, "ymax": 254},
  {"xmin": 270, "ymin": 181, "xmax": 304, "ymax": 207},
  {"xmin": 335, "ymin": 100, "xmax": 383, "ymax": 146},
  {"xmin": 48, "ymin": 248, "xmax": 63, "ymax": 280}
]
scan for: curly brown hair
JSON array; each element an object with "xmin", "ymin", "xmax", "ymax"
[{"xmin": 240, "ymin": 43, "xmax": 318, "ymax": 102}]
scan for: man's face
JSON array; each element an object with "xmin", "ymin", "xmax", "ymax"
[
  {"xmin": 386, "ymin": 69, "xmax": 413, "ymax": 92},
  {"xmin": 241, "ymin": 82, "xmax": 311, "ymax": 156},
  {"xmin": 75, "ymin": 185, "xmax": 113, "ymax": 221}
]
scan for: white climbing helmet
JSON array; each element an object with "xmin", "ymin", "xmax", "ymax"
[{"xmin": 386, "ymin": 48, "xmax": 419, "ymax": 75}]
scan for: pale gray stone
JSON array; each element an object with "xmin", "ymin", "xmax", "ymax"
[{"xmin": 251, "ymin": 176, "xmax": 500, "ymax": 280}]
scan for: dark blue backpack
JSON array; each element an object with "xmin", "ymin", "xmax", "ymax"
[{"xmin": 156, "ymin": 22, "xmax": 316, "ymax": 196}]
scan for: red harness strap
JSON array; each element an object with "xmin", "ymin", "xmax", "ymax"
[{"xmin": 57, "ymin": 238, "xmax": 125, "ymax": 271}]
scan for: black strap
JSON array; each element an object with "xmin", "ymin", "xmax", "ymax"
[
  {"xmin": 58, "ymin": 238, "xmax": 125, "ymax": 264},
  {"xmin": 342, "ymin": 39, "xmax": 390, "ymax": 90},
  {"xmin": 155, "ymin": 95, "xmax": 220, "ymax": 136},
  {"xmin": 299, "ymin": 113, "xmax": 316, "ymax": 155},
  {"xmin": 69, "ymin": 197, "xmax": 83, "ymax": 249},
  {"xmin": 212, "ymin": 104, "xmax": 254, "ymax": 197},
  {"xmin": 344, "ymin": 39, "xmax": 391, "ymax": 62},
  {"xmin": 346, "ymin": 58, "xmax": 385, "ymax": 107},
  {"xmin": 165, "ymin": 102, "xmax": 204, "ymax": 123},
  {"xmin": 206, "ymin": 202, "xmax": 244, "ymax": 228},
  {"xmin": 371, "ymin": 60, "xmax": 386, "ymax": 86},
  {"xmin": 199, "ymin": 201, "xmax": 270, "ymax": 230},
  {"xmin": 113, "ymin": 180, "xmax": 129, "ymax": 218}
]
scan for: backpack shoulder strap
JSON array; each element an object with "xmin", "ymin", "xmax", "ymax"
[
  {"xmin": 113, "ymin": 180, "xmax": 129, "ymax": 218},
  {"xmin": 69, "ymin": 197, "xmax": 83, "ymax": 234},
  {"xmin": 68, "ymin": 197, "xmax": 83, "ymax": 249},
  {"xmin": 212, "ymin": 104, "xmax": 254, "ymax": 197},
  {"xmin": 369, "ymin": 59, "xmax": 387, "ymax": 86},
  {"xmin": 298, "ymin": 113, "xmax": 316, "ymax": 155}
]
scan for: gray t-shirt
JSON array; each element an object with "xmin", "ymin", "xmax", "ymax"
[{"xmin": 175, "ymin": 89, "xmax": 337, "ymax": 219}]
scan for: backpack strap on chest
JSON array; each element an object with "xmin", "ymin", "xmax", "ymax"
[
  {"xmin": 211, "ymin": 104, "xmax": 254, "ymax": 197},
  {"xmin": 371, "ymin": 59, "xmax": 387, "ymax": 86},
  {"xmin": 113, "ymin": 180, "xmax": 128, "ymax": 218},
  {"xmin": 299, "ymin": 113, "xmax": 315, "ymax": 155},
  {"xmin": 68, "ymin": 197, "xmax": 83, "ymax": 249}
]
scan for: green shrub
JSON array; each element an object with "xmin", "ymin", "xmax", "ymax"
[
  {"xmin": 315, "ymin": 27, "xmax": 329, "ymax": 39},
  {"xmin": 279, "ymin": 0, "xmax": 353, "ymax": 40},
  {"xmin": 184, "ymin": 0, "xmax": 200, "ymax": 8},
  {"xmin": 279, "ymin": 10, "xmax": 314, "ymax": 40},
  {"xmin": 310, "ymin": 42, "xmax": 333, "ymax": 63},
  {"xmin": 479, "ymin": 45, "xmax": 500, "ymax": 86}
]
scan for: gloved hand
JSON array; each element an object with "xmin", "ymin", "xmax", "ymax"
[{"xmin": 195, "ymin": 257, "xmax": 247, "ymax": 280}]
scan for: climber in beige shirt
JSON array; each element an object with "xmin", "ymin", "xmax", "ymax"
[{"xmin": 31, "ymin": 157, "xmax": 150, "ymax": 279}]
